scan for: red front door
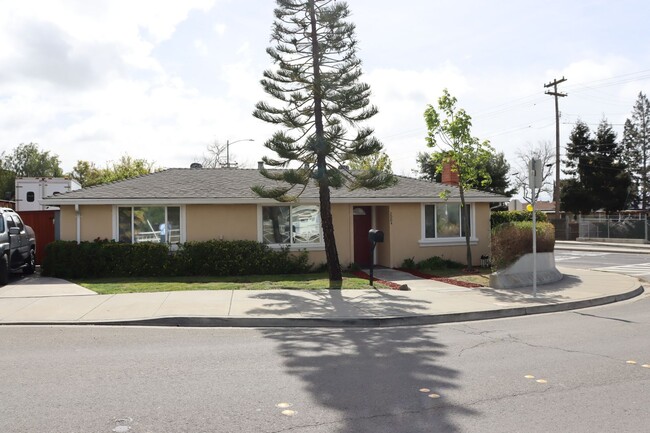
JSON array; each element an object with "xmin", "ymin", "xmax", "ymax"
[{"xmin": 353, "ymin": 206, "xmax": 372, "ymax": 267}]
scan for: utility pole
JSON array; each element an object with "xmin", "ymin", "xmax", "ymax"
[{"xmin": 544, "ymin": 77, "xmax": 567, "ymax": 217}]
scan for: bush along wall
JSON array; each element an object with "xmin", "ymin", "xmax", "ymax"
[
  {"xmin": 490, "ymin": 221, "xmax": 555, "ymax": 270},
  {"xmin": 42, "ymin": 239, "xmax": 311, "ymax": 279},
  {"xmin": 490, "ymin": 210, "xmax": 548, "ymax": 228}
]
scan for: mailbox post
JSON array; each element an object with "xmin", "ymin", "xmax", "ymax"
[{"xmin": 368, "ymin": 229, "xmax": 384, "ymax": 286}]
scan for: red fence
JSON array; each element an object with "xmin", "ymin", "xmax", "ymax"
[{"xmin": 19, "ymin": 210, "xmax": 56, "ymax": 265}]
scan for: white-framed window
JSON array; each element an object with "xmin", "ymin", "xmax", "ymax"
[
  {"xmin": 115, "ymin": 206, "xmax": 182, "ymax": 244},
  {"xmin": 259, "ymin": 204, "xmax": 323, "ymax": 247},
  {"xmin": 420, "ymin": 203, "xmax": 476, "ymax": 245}
]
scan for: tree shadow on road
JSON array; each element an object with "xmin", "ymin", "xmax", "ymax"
[{"xmin": 250, "ymin": 290, "xmax": 477, "ymax": 432}]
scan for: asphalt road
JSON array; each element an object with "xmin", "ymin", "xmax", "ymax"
[
  {"xmin": 556, "ymin": 249, "xmax": 650, "ymax": 280},
  {"xmin": 1, "ymin": 293, "xmax": 649, "ymax": 433}
]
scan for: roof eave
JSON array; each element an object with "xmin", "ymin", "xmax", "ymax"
[{"xmin": 43, "ymin": 195, "xmax": 503, "ymax": 206}]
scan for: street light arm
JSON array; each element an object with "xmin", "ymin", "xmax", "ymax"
[{"xmin": 226, "ymin": 138, "xmax": 255, "ymax": 168}]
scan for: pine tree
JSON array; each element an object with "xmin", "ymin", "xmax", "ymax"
[
  {"xmin": 562, "ymin": 120, "xmax": 596, "ymax": 214},
  {"xmin": 591, "ymin": 119, "xmax": 631, "ymax": 212},
  {"xmin": 562, "ymin": 119, "xmax": 631, "ymax": 213},
  {"xmin": 622, "ymin": 92, "xmax": 650, "ymax": 209},
  {"xmin": 253, "ymin": 0, "xmax": 395, "ymax": 287}
]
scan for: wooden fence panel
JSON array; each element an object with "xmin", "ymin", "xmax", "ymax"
[{"xmin": 19, "ymin": 210, "xmax": 56, "ymax": 265}]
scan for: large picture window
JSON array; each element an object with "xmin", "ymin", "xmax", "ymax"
[
  {"xmin": 118, "ymin": 206, "xmax": 181, "ymax": 244},
  {"xmin": 262, "ymin": 205, "xmax": 322, "ymax": 245},
  {"xmin": 424, "ymin": 203, "xmax": 471, "ymax": 239}
]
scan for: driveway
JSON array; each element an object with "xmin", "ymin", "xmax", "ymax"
[{"xmin": 0, "ymin": 273, "xmax": 96, "ymax": 298}]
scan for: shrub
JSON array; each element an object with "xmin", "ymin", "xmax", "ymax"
[
  {"xmin": 399, "ymin": 255, "xmax": 463, "ymax": 270},
  {"xmin": 43, "ymin": 239, "xmax": 312, "ymax": 279},
  {"xmin": 400, "ymin": 257, "xmax": 416, "ymax": 269},
  {"xmin": 416, "ymin": 255, "xmax": 464, "ymax": 270},
  {"xmin": 42, "ymin": 240, "xmax": 172, "ymax": 279},
  {"xmin": 491, "ymin": 210, "xmax": 548, "ymax": 228},
  {"xmin": 491, "ymin": 221, "xmax": 555, "ymax": 270}
]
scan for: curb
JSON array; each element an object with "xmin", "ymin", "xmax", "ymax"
[
  {"xmin": 555, "ymin": 244, "xmax": 650, "ymax": 255},
  {"xmin": 2, "ymin": 286, "xmax": 643, "ymax": 329}
]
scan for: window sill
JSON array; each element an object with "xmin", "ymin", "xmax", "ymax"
[
  {"xmin": 418, "ymin": 238, "xmax": 478, "ymax": 247},
  {"xmin": 265, "ymin": 243, "xmax": 325, "ymax": 251}
]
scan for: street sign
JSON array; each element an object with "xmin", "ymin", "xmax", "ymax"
[{"xmin": 529, "ymin": 158, "xmax": 542, "ymax": 189}]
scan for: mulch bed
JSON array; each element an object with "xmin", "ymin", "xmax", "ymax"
[
  {"xmin": 396, "ymin": 268, "xmax": 484, "ymax": 288},
  {"xmin": 351, "ymin": 268, "xmax": 485, "ymax": 290}
]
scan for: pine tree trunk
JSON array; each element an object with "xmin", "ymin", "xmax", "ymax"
[
  {"xmin": 309, "ymin": 0, "xmax": 342, "ymax": 288},
  {"xmin": 318, "ymin": 161, "xmax": 343, "ymax": 288}
]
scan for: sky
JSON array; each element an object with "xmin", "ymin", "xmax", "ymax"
[{"xmin": 1, "ymin": 0, "xmax": 650, "ymax": 194}]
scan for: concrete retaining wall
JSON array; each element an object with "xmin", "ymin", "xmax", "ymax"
[{"xmin": 489, "ymin": 252, "xmax": 562, "ymax": 289}]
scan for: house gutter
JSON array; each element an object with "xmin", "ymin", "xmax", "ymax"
[{"xmin": 75, "ymin": 204, "xmax": 80, "ymax": 244}]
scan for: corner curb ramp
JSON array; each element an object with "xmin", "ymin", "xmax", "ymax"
[{"xmin": 3, "ymin": 285, "xmax": 643, "ymax": 329}]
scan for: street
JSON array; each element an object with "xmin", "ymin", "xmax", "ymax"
[
  {"xmin": 1, "ymin": 291, "xmax": 649, "ymax": 433},
  {"xmin": 556, "ymin": 249, "xmax": 650, "ymax": 280}
]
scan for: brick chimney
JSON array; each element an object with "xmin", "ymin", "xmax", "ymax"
[{"xmin": 441, "ymin": 161, "xmax": 459, "ymax": 185}]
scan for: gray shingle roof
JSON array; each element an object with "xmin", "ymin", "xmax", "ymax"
[{"xmin": 42, "ymin": 168, "xmax": 506, "ymax": 204}]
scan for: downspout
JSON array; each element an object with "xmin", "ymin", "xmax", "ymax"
[{"xmin": 75, "ymin": 204, "xmax": 81, "ymax": 244}]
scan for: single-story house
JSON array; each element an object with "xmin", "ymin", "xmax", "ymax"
[{"xmin": 42, "ymin": 167, "xmax": 505, "ymax": 268}]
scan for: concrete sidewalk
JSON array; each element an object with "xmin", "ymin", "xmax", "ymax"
[{"xmin": 0, "ymin": 267, "xmax": 644, "ymax": 327}]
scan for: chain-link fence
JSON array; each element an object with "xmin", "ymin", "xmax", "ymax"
[
  {"xmin": 548, "ymin": 216, "xmax": 579, "ymax": 241},
  {"xmin": 578, "ymin": 214, "xmax": 648, "ymax": 241}
]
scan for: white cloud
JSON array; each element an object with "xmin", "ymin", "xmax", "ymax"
[
  {"xmin": 364, "ymin": 64, "xmax": 471, "ymax": 174},
  {"xmin": 213, "ymin": 23, "xmax": 226, "ymax": 35},
  {"xmin": 194, "ymin": 39, "xmax": 209, "ymax": 57}
]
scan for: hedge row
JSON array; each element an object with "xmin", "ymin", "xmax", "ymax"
[
  {"xmin": 491, "ymin": 210, "xmax": 548, "ymax": 228},
  {"xmin": 400, "ymin": 255, "xmax": 464, "ymax": 270},
  {"xmin": 491, "ymin": 221, "xmax": 555, "ymax": 270},
  {"xmin": 42, "ymin": 239, "xmax": 311, "ymax": 279}
]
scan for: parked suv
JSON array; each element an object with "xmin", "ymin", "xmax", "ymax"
[{"xmin": 0, "ymin": 208, "xmax": 36, "ymax": 285}]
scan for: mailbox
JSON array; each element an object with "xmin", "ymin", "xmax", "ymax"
[{"xmin": 368, "ymin": 229, "xmax": 384, "ymax": 243}]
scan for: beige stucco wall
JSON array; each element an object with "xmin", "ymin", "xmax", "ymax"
[
  {"xmin": 59, "ymin": 205, "xmax": 77, "ymax": 241},
  {"xmin": 375, "ymin": 206, "xmax": 391, "ymax": 266},
  {"xmin": 60, "ymin": 205, "xmax": 112, "ymax": 241},
  {"xmin": 388, "ymin": 202, "xmax": 491, "ymax": 267},
  {"xmin": 185, "ymin": 204, "xmax": 257, "ymax": 241},
  {"xmin": 56, "ymin": 201, "xmax": 492, "ymax": 269}
]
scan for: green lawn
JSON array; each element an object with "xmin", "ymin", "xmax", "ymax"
[{"xmin": 74, "ymin": 272, "xmax": 387, "ymax": 294}]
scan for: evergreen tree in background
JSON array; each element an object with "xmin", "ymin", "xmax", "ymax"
[
  {"xmin": 562, "ymin": 120, "xmax": 597, "ymax": 214},
  {"xmin": 253, "ymin": 0, "xmax": 395, "ymax": 287},
  {"xmin": 417, "ymin": 150, "xmax": 515, "ymax": 197},
  {"xmin": 562, "ymin": 119, "xmax": 631, "ymax": 214},
  {"xmin": 348, "ymin": 151, "xmax": 393, "ymax": 173},
  {"xmin": 70, "ymin": 155, "xmax": 157, "ymax": 187},
  {"xmin": 591, "ymin": 119, "xmax": 631, "ymax": 212},
  {"xmin": 0, "ymin": 143, "xmax": 63, "ymax": 200},
  {"xmin": 622, "ymin": 92, "xmax": 650, "ymax": 209}
]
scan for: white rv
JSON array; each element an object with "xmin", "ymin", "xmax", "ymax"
[{"xmin": 15, "ymin": 177, "xmax": 81, "ymax": 212}]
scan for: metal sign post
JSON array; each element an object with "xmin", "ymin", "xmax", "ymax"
[{"xmin": 529, "ymin": 158, "xmax": 542, "ymax": 298}]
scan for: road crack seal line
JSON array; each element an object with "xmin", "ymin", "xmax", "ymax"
[
  {"xmin": 503, "ymin": 332, "xmax": 628, "ymax": 363},
  {"xmin": 457, "ymin": 339, "xmax": 506, "ymax": 357},
  {"xmin": 451, "ymin": 325, "xmax": 631, "ymax": 364},
  {"xmin": 572, "ymin": 311, "xmax": 636, "ymax": 323}
]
